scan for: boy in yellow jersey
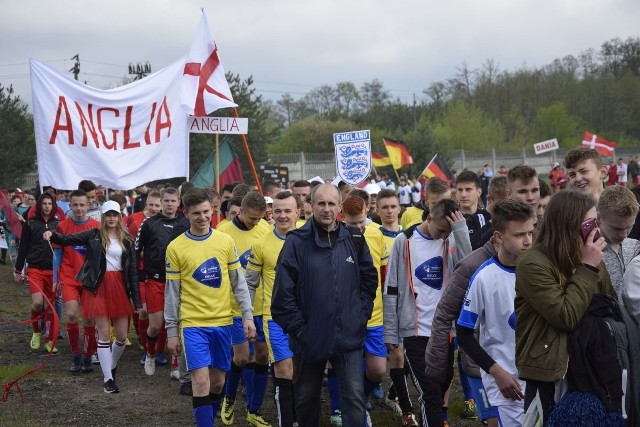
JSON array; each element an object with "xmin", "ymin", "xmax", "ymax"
[
  {"xmin": 246, "ymin": 191, "xmax": 300, "ymax": 427},
  {"xmin": 164, "ymin": 189, "xmax": 256, "ymax": 427},
  {"xmin": 340, "ymin": 195, "xmax": 390, "ymax": 423},
  {"xmin": 217, "ymin": 192, "xmax": 272, "ymax": 426},
  {"xmin": 376, "ymin": 189, "xmax": 418, "ymax": 424}
]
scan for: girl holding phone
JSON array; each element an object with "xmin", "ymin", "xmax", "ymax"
[{"xmin": 514, "ymin": 190, "xmax": 614, "ymax": 423}]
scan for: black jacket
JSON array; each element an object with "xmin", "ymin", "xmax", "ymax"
[
  {"xmin": 135, "ymin": 212, "xmax": 190, "ymax": 281},
  {"xmin": 567, "ymin": 293, "xmax": 623, "ymax": 412},
  {"xmin": 50, "ymin": 229, "xmax": 141, "ymax": 309},
  {"xmin": 271, "ymin": 218, "xmax": 378, "ymax": 363},
  {"xmin": 15, "ymin": 195, "xmax": 59, "ymax": 272}
]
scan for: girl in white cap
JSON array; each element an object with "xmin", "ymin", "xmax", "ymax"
[{"xmin": 45, "ymin": 199, "xmax": 141, "ymax": 393}]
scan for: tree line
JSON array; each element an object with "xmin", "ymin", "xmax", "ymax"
[{"xmin": 1, "ymin": 37, "xmax": 639, "ymax": 187}]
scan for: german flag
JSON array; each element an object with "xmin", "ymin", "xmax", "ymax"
[
  {"xmin": 422, "ymin": 154, "xmax": 454, "ymax": 185},
  {"xmin": 383, "ymin": 138, "xmax": 413, "ymax": 169},
  {"xmin": 372, "ymin": 152, "xmax": 393, "ymax": 167}
]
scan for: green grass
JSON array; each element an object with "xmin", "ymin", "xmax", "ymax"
[{"xmin": 0, "ymin": 364, "xmax": 34, "ymax": 382}]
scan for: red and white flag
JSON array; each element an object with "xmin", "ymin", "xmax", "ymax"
[
  {"xmin": 581, "ymin": 131, "xmax": 617, "ymax": 157},
  {"xmin": 181, "ymin": 10, "xmax": 237, "ymax": 117}
]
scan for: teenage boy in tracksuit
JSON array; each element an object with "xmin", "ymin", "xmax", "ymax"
[{"xmin": 383, "ymin": 198, "xmax": 471, "ymax": 427}]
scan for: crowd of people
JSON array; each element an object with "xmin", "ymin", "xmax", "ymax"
[{"xmin": 3, "ymin": 147, "xmax": 640, "ymax": 426}]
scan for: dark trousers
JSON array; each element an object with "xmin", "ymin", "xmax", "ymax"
[
  {"xmin": 404, "ymin": 336, "xmax": 454, "ymax": 427},
  {"xmin": 295, "ymin": 349, "xmax": 365, "ymax": 427},
  {"xmin": 524, "ymin": 379, "xmax": 556, "ymax": 425}
]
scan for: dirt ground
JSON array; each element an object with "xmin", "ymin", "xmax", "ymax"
[{"xmin": 0, "ymin": 264, "xmax": 478, "ymax": 426}]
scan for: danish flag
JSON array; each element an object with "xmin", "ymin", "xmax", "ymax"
[
  {"xmin": 581, "ymin": 131, "xmax": 617, "ymax": 157},
  {"xmin": 181, "ymin": 10, "xmax": 237, "ymax": 117}
]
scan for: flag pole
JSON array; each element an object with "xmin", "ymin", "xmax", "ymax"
[
  {"xmin": 215, "ymin": 134, "xmax": 221, "ymax": 224},
  {"xmin": 233, "ymin": 107, "xmax": 263, "ymax": 194},
  {"xmin": 392, "ymin": 167, "xmax": 402, "ymax": 183}
]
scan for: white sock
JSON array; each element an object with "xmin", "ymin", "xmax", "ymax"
[
  {"xmin": 111, "ymin": 339, "xmax": 126, "ymax": 370},
  {"xmin": 97, "ymin": 340, "xmax": 112, "ymax": 382}
]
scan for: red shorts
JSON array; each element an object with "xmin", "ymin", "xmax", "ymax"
[
  {"xmin": 145, "ymin": 278, "xmax": 165, "ymax": 314},
  {"xmin": 61, "ymin": 280, "xmax": 83, "ymax": 303},
  {"xmin": 139, "ymin": 281, "xmax": 146, "ymax": 305},
  {"xmin": 82, "ymin": 271, "xmax": 133, "ymax": 319},
  {"xmin": 27, "ymin": 268, "xmax": 54, "ymax": 300}
]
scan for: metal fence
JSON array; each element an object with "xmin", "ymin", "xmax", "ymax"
[{"xmin": 268, "ymin": 147, "xmax": 640, "ymax": 182}]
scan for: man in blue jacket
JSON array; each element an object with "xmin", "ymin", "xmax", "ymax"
[{"xmin": 272, "ymin": 183, "xmax": 378, "ymax": 427}]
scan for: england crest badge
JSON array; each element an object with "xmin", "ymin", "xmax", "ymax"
[{"xmin": 333, "ymin": 130, "xmax": 372, "ymax": 186}]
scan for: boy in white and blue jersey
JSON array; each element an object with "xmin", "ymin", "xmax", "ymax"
[{"xmin": 457, "ymin": 199, "xmax": 536, "ymax": 427}]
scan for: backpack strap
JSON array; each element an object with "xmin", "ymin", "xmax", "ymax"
[{"xmin": 347, "ymin": 226, "xmax": 364, "ymax": 256}]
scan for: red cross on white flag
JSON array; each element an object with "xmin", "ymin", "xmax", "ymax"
[{"xmin": 181, "ymin": 10, "xmax": 237, "ymax": 117}]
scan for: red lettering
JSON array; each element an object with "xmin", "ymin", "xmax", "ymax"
[
  {"xmin": 144, "ymin": 102, "xmax": 157, "ymax": 145},
  {"xmin": 123, "ymin": 106, "xmax": 141, "ymax": 149},
  {"xmin": 155, "ymin": 96, "xmax": 172, "ymax": 142},
  {"xmin": 49, "ymin": 96, "xmax": 73, "ymax": 144},
  {"xmin": 97, "ymin": 107, "xmax": 119, "ymax": 150},
  {"xmin": 74, "ymin": 102, "xmax": 100, "ymax": 148}
]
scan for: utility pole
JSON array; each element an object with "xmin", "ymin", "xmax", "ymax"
[
  {"xmin": 128, "ymin": 62, "xmax": 152, "ymax": 81},
  {"xmin": 69, "ymin": 54, "xmax": 80, "ymax": 80}
]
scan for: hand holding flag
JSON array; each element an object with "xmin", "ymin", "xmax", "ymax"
[{"xmin": 181, "ymin": 10, "xmax": 237, "ymax": 117}]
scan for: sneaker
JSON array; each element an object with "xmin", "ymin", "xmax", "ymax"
[
  {"xmin": 371, "ymin": 384, "xmax": 385, "ymax": 400},
  {"xmin": 103, "ymin": 379, "xmax": 119, "ymax": 394},
  {"xmin": 461, "ymin": 399, "xmax": 478, "ymax": 419},
  {"xmin": 246, "ymin": 410, "xmax": 272, "ymax": 427},
  {"xmin": 91, "ymin": 353, "xmax": 100, "ymax": 365},
  {"xmin": 401, "ymin": 412, "xmax": 418, "ymax": 426},
  {"xmin": 30, "ymin": 332, "xmax": 41, "ymax": 350},
  {"xmin": 155, "ymin": 353, "xmax": 168, "ymax": 366},
  {"xmin": 385, "ymin": 396, "xmax": 402, "ymax": 416},
  {"xmin": 82, "ymin": 356, "xmax": 94, "ymax": 373},
  {"xmin": 70, "ymin": 354, "xmax": 82, "ymax": 373},
  {"xmin": 329, "ymin": 410, "xmax": 342, "ymax": 427},
  {"xmin": 44, "ymin": 341, "xmax": 58, "ymax": 354},
  {"xmin": 139, "ymin": 353, "xmax": 147, "ymax": 366},
  {"xmin": 179, "ymin": 381, "xmax": 193, "ymax": 396},
  {"xmin": 220, "ymin": 396, "xmax": 235, "ymax": 425},
  {"xmin": 170, "ymin": 367, "xmax": 180, "ymax": 380},
  {"xmin": 365, "ymin": 410, "xmax": 373, "ymax": 427},
  {"xmin": 144, "ymin": 354, "xmax": 156, "ymax": 375}
]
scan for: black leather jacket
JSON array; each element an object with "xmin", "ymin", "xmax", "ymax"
[{"xmin": 50, "ymin": 228, "xmax": 141, "ymax": 309}]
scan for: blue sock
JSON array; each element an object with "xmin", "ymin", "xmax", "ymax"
[
  {"xmin": 249, "ymin": 363, "xmax": 269, "ymax": 413},
  {"xmin": 209, "ymin": 392, "xmax": 221, "ymax": 418},
  {"xmin": 327, "ymin": 368, "xmax": 341, "ymax": 413},
  {"xmin": 363, "ymin": 373, "xmax": 380, "ymax": 399},
  {"xmin": 225, "ymin": 361, "xmax": 243, "ymax": 401},
  {"xmin": 193, "ymin": 396, "xmax": 214, "ymax": 427},
  {"xmin": 242, "ymin": 362, "xmax": 255, "ymax": 405}
]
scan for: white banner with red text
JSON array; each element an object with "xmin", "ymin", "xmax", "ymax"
[{"xmin": 30, "ymin": 58, "xmax": 189, "ymax": 190}]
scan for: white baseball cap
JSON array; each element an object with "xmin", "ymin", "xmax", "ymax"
[
  {"xmin": 101, "ymin": 200, "xmax": 121, "ymax": 214},
  {"xmin": 364, "ymin": 183, "xmax": 381, "ymax": 195}
]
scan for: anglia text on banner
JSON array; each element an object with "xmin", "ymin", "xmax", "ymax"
[{"xmin": 30, "ymin": 58, "xmax": 189, "ymax": 190}]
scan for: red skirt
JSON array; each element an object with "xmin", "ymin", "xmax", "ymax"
[{"xmin": 82, "ymin": 271, "xmax": 133, "ymax": 319}]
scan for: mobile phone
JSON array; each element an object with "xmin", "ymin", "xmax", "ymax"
[{"xmin": 580, "ymin": 218, "xmax": 601, "ymax": 243}]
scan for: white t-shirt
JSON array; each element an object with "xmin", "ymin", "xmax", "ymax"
[
  {"xmin": 457, "ymin": 256, "xmax": 525, "ymax": 407},
  {"xmin": 409, "ymin": 228, "xmax": 447, "ymax": 337},
  {"xmin": 618, "ymin": 163, "xmax": 628, "ymax": 183},
  {"xmin": 106, "ymin": 237, "xmax": 123, "ymax": 271},
  {"xmin": 411, "ymin": 181, "xmax": 422, "ymax": 204},
  {"xmin": 398, "ymin": 185, "xmax": 412, "ymax": 205}
]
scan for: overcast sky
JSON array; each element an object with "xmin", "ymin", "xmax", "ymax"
[{"xmin": 2, "ymin": 0, "xmax": 639, "ymax": 110}]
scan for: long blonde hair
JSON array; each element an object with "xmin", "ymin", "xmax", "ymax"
[{"xmin": 99, "ymin": 213, "xmax": 132, "ymax": 253}]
